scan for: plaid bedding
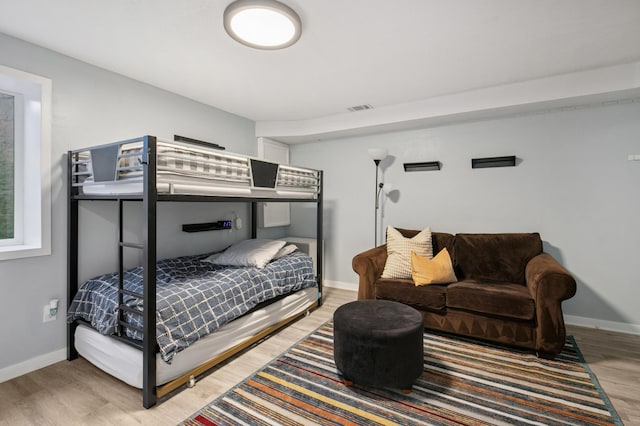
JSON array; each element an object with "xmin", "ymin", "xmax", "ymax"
[{"xmin": 67, "ymin": 251, "xmax": 316, "ymax": 363}]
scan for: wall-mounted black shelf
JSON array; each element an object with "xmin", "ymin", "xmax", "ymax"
[
  {"xmin": 403, "ymin": 161, "xmax": 441, "ymax": 172},
  {"xmin": 182, "ymin": 220, "xmax": 232, "ymax": 233},
  {"xmin": 174, "ymin": 134, "xmax": 224, "ymax": 150},
  {"xmin": 471, "ymin": 156, "xmax": 516, "ymax": 169}
]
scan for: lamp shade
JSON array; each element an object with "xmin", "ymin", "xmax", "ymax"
[
  {"xmin": 381, "ymin": 182, "xmax": 393, "ymax": 194},
  {"xmin": 367, "ymin": 148, "xmax": 388, "ymax": 161}
]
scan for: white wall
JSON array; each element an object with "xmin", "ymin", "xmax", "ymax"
[
  {"xmin": 290, "ymin": 100, "xmax": 640, "ymax": 332},
  {"xmin": 0, "ymin": 33, "xmax": 256, "ymax": 378}
]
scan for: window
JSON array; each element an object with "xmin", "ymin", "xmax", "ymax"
[
  {"xmin": 0, "ymin": 93, "xmax": 16, "ymax": 241},
  {"xmin": 0, "ymin": 65, "xmax": 51, "ymax": 261}
]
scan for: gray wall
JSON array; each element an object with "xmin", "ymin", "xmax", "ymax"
[
  {"xmin": 2, "ymin": 28, "xmax": 639, "ymax": 377},
  {"xmin": 290, "ymin": 101, "xmax": 640, "ymax": 330},
  {"xmin": 0, "ymin": 33, "xmax": 255, "ymax": 373}
]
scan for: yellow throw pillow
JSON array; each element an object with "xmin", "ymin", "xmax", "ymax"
[
  {"xmin": 411, "ymin": 248, "xmax": 458, "ymax": 285},
  {"xmin": 381, "ymin": 226, "xmax": 432, "ymax": 279}
]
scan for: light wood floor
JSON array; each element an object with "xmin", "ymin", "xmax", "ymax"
[{"xmin": 1, "ymin": 288, "xmax": 639, "ymax": 425}]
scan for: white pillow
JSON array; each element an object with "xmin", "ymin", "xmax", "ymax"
[
  {"xmin": 381, "ymin": 226, "xmax": 433, "ymax": 279},
  {"xmin": 273, "ymin": 244, "xmax": 298, "ymax": 260},
  {"xmin": 203, "ymin": 239, "xmax": 287, "ymax": 268}
]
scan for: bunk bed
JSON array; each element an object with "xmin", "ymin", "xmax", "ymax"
[{"xmin": 67, "ymin": 135, "xmax": 323, "ymax": 408}]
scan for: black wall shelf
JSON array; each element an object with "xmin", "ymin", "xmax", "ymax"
[
  {"xmin": 174, "ymin": 134, "xmax": 224, "ymax": 150},
  {"xmin": 403, "ymin": 161, "xmax": 441, "ymax": 172},
  {"xmin": 471, "ymin": 156, "xmax": 516, "ymax": 169},
  {"xmin": 182, "ymin": 220, "xmax": 233, "ymax": 233}
]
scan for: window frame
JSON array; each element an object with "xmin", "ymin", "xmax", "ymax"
[{"xmin": 0, "ymin": 65, "xmax": 52, "ymax": 261}]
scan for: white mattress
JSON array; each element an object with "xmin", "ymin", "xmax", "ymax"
[
  {"xmin": 82, "ymin": 178, "xmax": 317, "ymax": 199},
  {"xmin": 74, "ymin": 287, "xmax": 318, "ymax": 388},
  {"xmin": 73, "ymin": 138, "xmax": 320, "ymax": 199}
]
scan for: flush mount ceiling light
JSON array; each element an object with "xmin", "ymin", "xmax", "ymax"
[{"xmin": 224, "ymin": 0, "xmax": 302, "ymax": 49}]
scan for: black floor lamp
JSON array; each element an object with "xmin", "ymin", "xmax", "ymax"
[{"xmin": 368, "ymin": 148, "xmax": 388, "ymax": 246}]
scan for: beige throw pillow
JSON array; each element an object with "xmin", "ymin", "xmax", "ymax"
[
  {"xmin": 381, "ymin": 226, "xmax": 432, "ymax": 279},
  {"xmin": 411, "ymin": 248, "xmax": 458, "ymax": 285}
]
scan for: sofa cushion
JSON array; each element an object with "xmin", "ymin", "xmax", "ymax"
[
  {"xmin": 397, "ymin": 229, "xmax": 454, "ymax": 255},
  {"xmin": 381, "ymin": 226, "xmax": 432, "ymax": 279},
  {"xmin": 375, "ymin": 278, "xmax": 446, "ymax": 312},
  {"xmin": 446, "ymin": 280, "xmax": 535, "ymax": 321},
  {"xmin": 453, "ymin": 233, "xmax": 542, "ymax": 284},
  {"xmin": 411, "ymin": 249, "xmax": 458, "ymax": 285}
]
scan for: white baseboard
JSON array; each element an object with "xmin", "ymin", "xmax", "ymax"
[
  {"xmin": 0, "ymin": 348, "xmax": 67, "ymax": 383},
  {"xmin": 565, "ymin": 315, "xmax": 640, "ymax": 335},
  {"xmin": 323, "ymin": 280, "xmax": 357, "ymax": 292}
]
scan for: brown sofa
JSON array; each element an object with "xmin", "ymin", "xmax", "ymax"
[{"xmin": 352, "ymin": 229, "xmax": 576, "ymax": 358}]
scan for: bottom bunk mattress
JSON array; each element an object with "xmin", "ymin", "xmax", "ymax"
[
  {"xmin": 74, "ymin": 286, "xmax": 318, "ymax": 388},
  {"xmin": 68, "ymin": 249, "xmax": 317, "ymax": 363}
]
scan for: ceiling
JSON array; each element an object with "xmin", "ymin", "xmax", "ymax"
[{"xmin": 2, "ymin": 0, "xmax": 640, "ymax": 141}]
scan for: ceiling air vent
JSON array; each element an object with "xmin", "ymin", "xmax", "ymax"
[{"xmin": 347, "ymin": 104, "xmax": 373, "ymax": 112}]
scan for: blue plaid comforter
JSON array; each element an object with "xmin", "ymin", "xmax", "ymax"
[{"xmin": 67, "ymin": 251, "xmax": 316, "ymax": 363}]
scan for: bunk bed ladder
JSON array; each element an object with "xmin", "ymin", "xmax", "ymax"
[
  {"xmin": 116, "ymin": 201, "xmax": 145, "ymax": 338},
  {"xmin": 114, "ymin": 135, "xmax": 159, "ymax": 408}
]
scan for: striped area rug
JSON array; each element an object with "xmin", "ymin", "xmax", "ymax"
[{"xmin": 182, "ymin": 321, "xmax": 622, "ymax": 425}]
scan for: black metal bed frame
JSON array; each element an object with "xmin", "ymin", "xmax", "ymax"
[{"xmin": 67, "ymin": 135, "xmax": 323, "ymax": 408}]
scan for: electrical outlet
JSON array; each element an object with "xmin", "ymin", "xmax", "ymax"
[{"xmin": 43, "ymin": 305, "xmax": 57, "ymax": 323}]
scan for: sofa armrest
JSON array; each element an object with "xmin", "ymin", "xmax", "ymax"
[
  {"xmin": 352, "ymin": 245, "xmax": 388, "ymax": 300},
  {"xmin": 525, "ymin": 253, "xmax": 577, "ymax": 357}
]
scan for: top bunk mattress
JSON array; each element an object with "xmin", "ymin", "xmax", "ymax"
[{"xmin": 70, "ymin": 136, "xmax": 320, "ymax": 199}]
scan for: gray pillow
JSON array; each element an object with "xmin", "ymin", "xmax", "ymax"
[{"xmin": 203, "ymin": 239, "xmax": 287, "ymax": 268}]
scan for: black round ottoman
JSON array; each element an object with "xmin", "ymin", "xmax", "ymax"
[{"xmin": 333, "ymin": 300, "xmax": 424, "ymax": 392}]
